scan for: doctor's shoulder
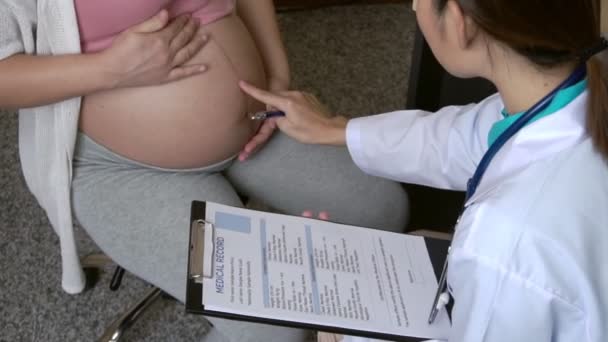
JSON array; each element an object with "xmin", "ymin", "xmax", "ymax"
[
  {"xmin": 458, "ymin": 140, "xmax": 608, "ymax": 254},
  {"xmin": 454, "ymin": 141, "xmax": 608, "ymax": 320}
]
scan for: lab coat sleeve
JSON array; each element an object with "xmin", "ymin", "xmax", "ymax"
[
  {"xmin": 0, "ymin": 0, "xmax": 37, "ymax": 60},
  {"xmin": 447, "ymin": 248, "xmax": 586, "ymax": 342},
  {"xmin": 346, "ymin": 96, "xmax": 502, "ymax": 191}
]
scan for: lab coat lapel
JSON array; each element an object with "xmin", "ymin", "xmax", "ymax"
[{"xmin": 465, "ymin": 91, "xmax": 589, "ymax": 205}]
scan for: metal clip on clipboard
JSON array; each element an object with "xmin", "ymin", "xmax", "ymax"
[{"xmin": 188, "ymin": 219, "xmax": 215, "ymax": 284}]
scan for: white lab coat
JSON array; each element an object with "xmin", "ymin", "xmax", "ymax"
[{"xmin": 344, "ymin": 91, "xmax": 608, "ymax": 342}]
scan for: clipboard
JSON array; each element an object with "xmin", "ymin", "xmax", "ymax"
[{"xmin": 186, "ymin": 200, "xmax": 450, "ymax": 342}]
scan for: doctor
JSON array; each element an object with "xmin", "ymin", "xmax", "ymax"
[{"xmin": 239, "ymin": 0, "xmax": 608, "ymax": 341}]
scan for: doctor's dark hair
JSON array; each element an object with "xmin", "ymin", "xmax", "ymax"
[{"xmin": 435, "ymin": 0, "xmax": 608, "ymax": 159}]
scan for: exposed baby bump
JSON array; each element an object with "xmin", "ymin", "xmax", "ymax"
[
  {"xmin": 128, "ymin": 39, "xmax": 252, "ymax": 124},
  {"xmin": 79, "ymin": 15, "xmax": 267, "ymax": 169}
]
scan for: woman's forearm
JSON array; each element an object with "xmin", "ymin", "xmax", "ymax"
[
  {"xmin": 236, "ymin": 0, "xmax": 290, "ymax": 87},
  {"xmin": 0, "ymin": 11, "xmax": 210, "ymax": 111},
  {"xmin": 0, "ymin": 53, "xmax": 117, "ymax": 110}
]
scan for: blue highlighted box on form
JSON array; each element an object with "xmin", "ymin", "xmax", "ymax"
[{"xmin": 215, "ymin": 212, "xmax": 252, "ymax": 234}]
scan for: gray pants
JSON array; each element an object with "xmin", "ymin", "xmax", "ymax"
[{"xmin": 71, "ymin": 132, "xmax": 409, "ymax": 342}]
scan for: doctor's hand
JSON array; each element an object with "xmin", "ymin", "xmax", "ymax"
[
  {"xmin": 238, "ymin": 78, "xmax": 289, "ymax": 161},
  {"xmin": 239, "ymin": 81, "xmax": 349, "ymax": 146}
]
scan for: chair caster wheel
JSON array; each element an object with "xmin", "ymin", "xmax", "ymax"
[{"xmin": 84, "ymin": 267, "xmax": 101, "ymax": 291}]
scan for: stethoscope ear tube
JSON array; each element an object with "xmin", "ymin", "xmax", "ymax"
[{"xmin": 465, "ymin": 64, "xmax": 587, "ymax": 201}]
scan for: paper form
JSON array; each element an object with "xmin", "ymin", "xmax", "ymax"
[{"xmin": 201, "ymin": 202, "xmax": 451, "ymax": 340}]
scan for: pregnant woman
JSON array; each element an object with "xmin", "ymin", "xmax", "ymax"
[{"xmin": 0, "ymin": 1, "xmax": 408, "ymax": 340}]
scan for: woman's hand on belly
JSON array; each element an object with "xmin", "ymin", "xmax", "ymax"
[{"xmin": 101, "ymin": 10, "xmax": 210, "ymax": 89}]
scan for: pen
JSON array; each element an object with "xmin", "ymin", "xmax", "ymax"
[{"xmin": 249, "ymin": 110, "xmax": 286, "ymax": 121}]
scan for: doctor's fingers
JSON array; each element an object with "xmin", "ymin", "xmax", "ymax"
[
  {"xmin": 240, "ymin": 81, "xmax": 327, "ymax": 117},
  {"xmin": 282, "ymin": 91, "xmax": 328, "ymax": 112},
  {"xmin": 302, "ymin": 92, "xmax": 332, "ymax": 117},
  {"xmin": 239, "ymin": 81, "xmax": 289, "ymax": 110}
]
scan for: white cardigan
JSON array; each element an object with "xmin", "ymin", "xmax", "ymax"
[{"xmin": 1, "ymin": 0, "xmax": 86, "ymax": 293}]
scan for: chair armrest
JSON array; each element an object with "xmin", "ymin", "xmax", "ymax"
[{"xmin": 409, "ymin": 229, "xmax": 452, "ymax": 241}]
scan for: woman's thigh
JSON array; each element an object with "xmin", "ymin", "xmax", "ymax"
[
  {"xmin": 72, "ymin": 164, "xmax": 243, "ymax": 301},
  {"xmin": 202, "ymin": 318, "xmax": 311, "ymax": 342},
  {"xmin": 225, "ymin": 132, "xmax": 409, "ymax": 233},
  {"xmin": 72, "ymin": 162, "xmax": 310, "ymax": 342}
]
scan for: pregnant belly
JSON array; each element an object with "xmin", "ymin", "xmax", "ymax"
[{"xmin": 79, "ymin": 14, "xmax": 266, "ymax": 169}]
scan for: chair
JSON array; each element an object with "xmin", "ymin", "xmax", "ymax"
[
  {"xmin": 81, "ymin": 254, "xmax": 164, "ymax": 342},
  {"xmin": 77, "ymin": 201, "xmax": 255, "ymax": 341}
]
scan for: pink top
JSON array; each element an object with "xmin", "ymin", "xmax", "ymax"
[{"xmin": 74, "ymin": 0, "xmax": 236, "ymax": 53}]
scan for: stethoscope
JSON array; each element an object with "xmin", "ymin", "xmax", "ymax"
[{"xmin": 427, "ymin": 63, "xmax": 588, "ymax": 324}]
